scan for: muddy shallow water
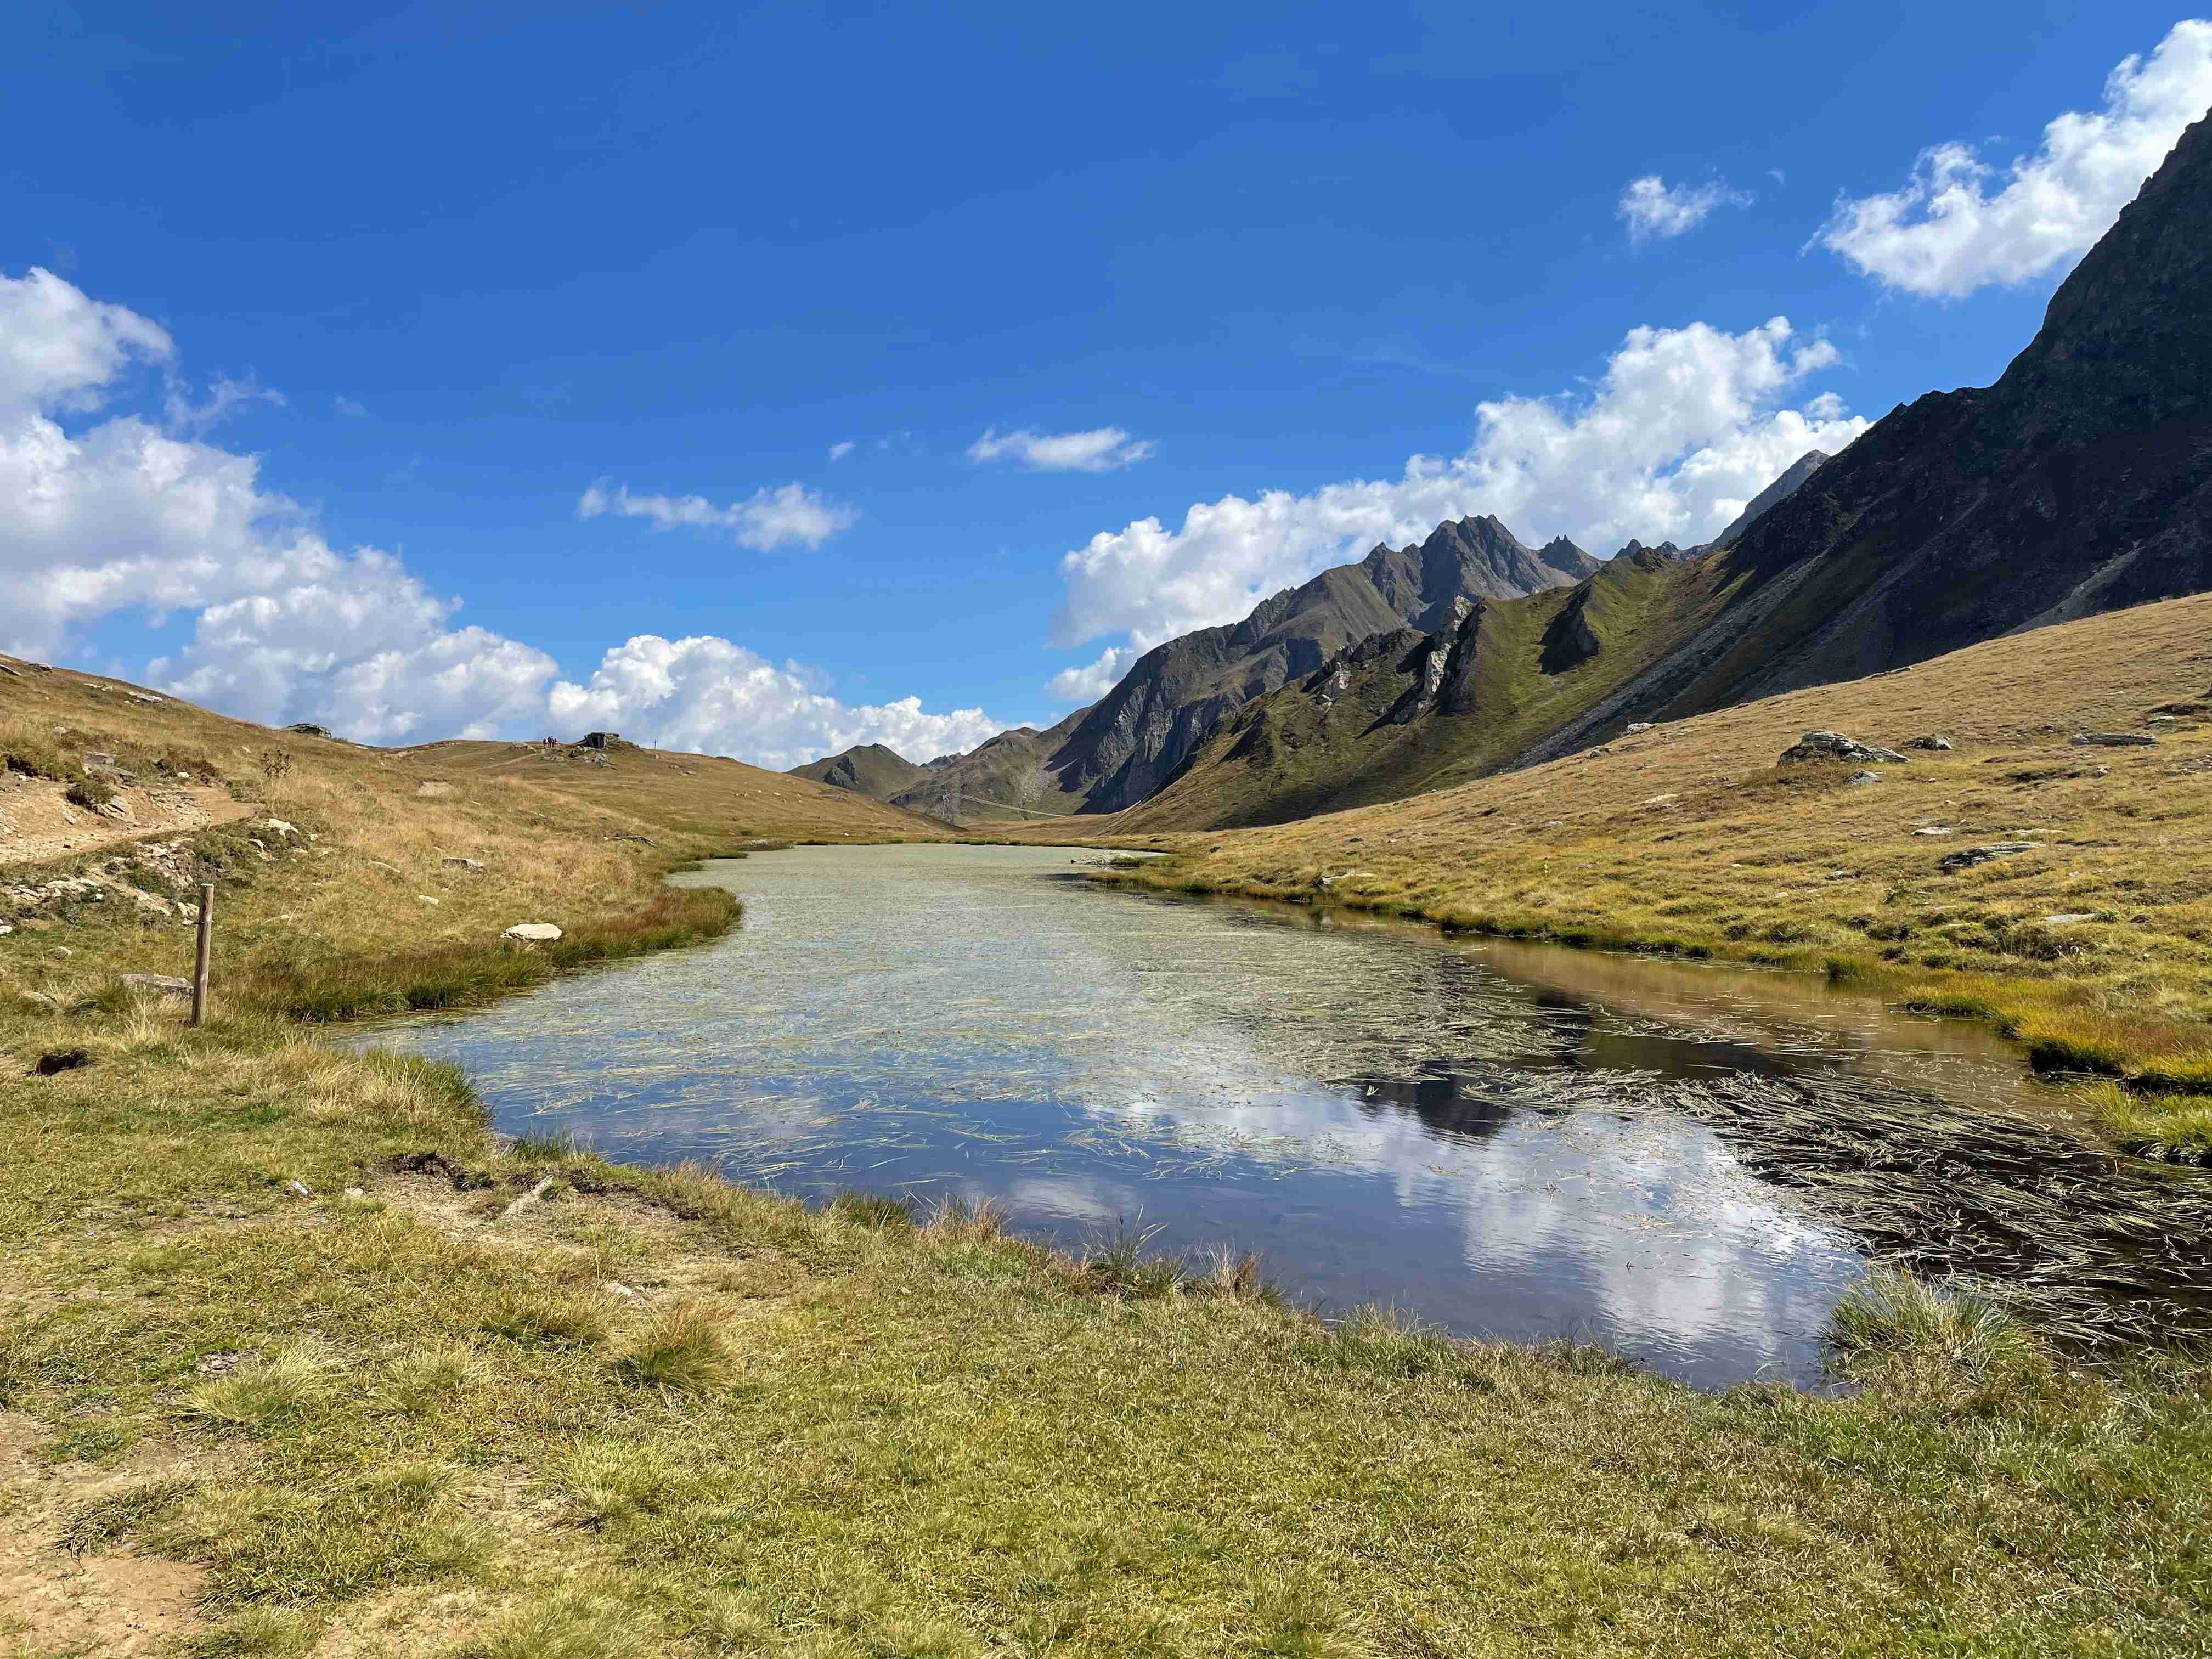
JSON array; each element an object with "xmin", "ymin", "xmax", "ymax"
[{"xmin": 355, "ymin": 844, "xmax": 2212, "ymax": 1389}]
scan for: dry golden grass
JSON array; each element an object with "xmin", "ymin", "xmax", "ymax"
[{"xmin": 0, "ymin": 652, "xmax": 944, "ymax": 1027}]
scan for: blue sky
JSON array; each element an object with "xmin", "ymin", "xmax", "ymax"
[{"xmin": 4, "ymin": 3, "xmax": 2208, "ymax": 765}]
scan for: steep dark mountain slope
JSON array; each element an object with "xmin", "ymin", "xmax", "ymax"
[
  {"xmin": 1709, "ymin": 449, "xmax": 1827, "ymax": 549},
  {"xmin": 1124, "ymin": 109, "xmax": 2212, "ymax": 831},
  {"xmin": 787, "ymin": 742, "xmax": 932, "ymax": 800},
  {"xmin": 904, "ymin": 516, "xmax": 1596, "ymax": 822}
]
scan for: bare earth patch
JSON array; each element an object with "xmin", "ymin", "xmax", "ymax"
[
  {"xmin": 0, "ymin": 775, "xmax": 251, "ymax": 870},
  {"xmin": 0, "ymin": 1412, "xmax": 211, "ymax": 1656}
]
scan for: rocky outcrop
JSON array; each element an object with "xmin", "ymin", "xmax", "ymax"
[
  {"xmin": 1776, "ymin": 731, "xmax": 1910, "ymax": 765},
  {"xmin": 1941, "ymin": 843, "xmax": 2041, "ymax": 872}
]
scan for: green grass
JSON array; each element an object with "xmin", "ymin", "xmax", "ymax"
[{"xmin": 239, "ymin": 885, "xmax": 741, "ymax": 1021}]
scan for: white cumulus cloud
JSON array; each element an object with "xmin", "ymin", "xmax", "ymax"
[
  {"xmin": 1618, "ymin": 174, "xmax": 1753, "ymax": 242},
  {"xmin": 1053, "ymin": 316, "xmax": 1865, "ymax": 651},
  {"xmin": 827, "ymin": 439, "xmax": 855, "ymax": 462},
  {"xmin": 577, "ymin": 479, "xmax": 860, "ymax": 550},
  {"xmin": 967, "ymin": 426, "xmax": 1156, "ymax": 472},
  {"xmin": 1047, "ymin": 645, "xmax": 1136, "ymax": 703},
  {"xmin": 0, "ymin": 265, "xmax": 172, "ymax": 419},
  {"xmin": 1819, "ymin": 19, "xmax": 2212, "ymax": 298},
  {"xmin": 1, "ymin": 264, "xmax": 1003, "ymax": 765},
  {"xmin": 548, "ymin": 635, "xmax": 1002, "ymax": 770}
]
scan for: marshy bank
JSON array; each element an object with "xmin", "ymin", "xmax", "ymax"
[{"xmin": 355, "ymin": 843, "xmax": 2212, "ymax": 1387}]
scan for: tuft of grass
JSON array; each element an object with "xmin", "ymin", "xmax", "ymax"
[
  {"xmin": 1827, "ymin": 1269, "xmax": 2055, "ymax": 1410},
  {"xmin": 828, "ymin": 1189, "xmax": 916, "ymax": 1231},
  {"xmin": 54, "ymin": 1477, "xmax": 197, "ymax": 1555},
  {"xmin": 479, "ymin": 1290, "xmax": 609, "ymax": 1350},
  {"xmin": 456, "ymin": 1588, "xmax": 656, "ymax": 1658},
  {"xmin": 613, "ymin": 1303, "xmax": 735, "ymax": 1396},
  {"xmin": 64, "ymin": 772, "xmax": 119, "ymax": 810},
  {"xmin": 179, "ymin": 1347, "xmax": 331, "ymax": 1434},
  {"xmin": 2079, "ymin": 1081, "xmax": 2212, "ymax": 1163},
  {"xmin": 1201, "ymin": 1242, "xmax": 1278, "ymax": 1304},
  {"xmin": 920, "ymin": 1191, "xmax": 1008, "ymax": 1244},
  {"xmin": 1079, "ymin": 1220, "xmax": 1185, "ymax": 1299}
]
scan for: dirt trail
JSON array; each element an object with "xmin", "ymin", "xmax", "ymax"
[
  {"xmin": 0, "ymin": 1412, "xmax": 212, "ymax": 1655},
  {"xmin": 0, "ymin": 776, "xmax": 252, "ymax": 870}
]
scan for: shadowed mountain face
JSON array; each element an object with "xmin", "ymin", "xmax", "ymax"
[
  {"xmin": 897, "ymin": 516, "xmax": 1598, "ymax": 822},
  {"xmin": 787, "ymin": 743, "xmax": 932, "ymax": 800},
  {"xmin": 1123, "ymin": 109, "xmax": 2212, "ymax": 831},
  {"xmin": 1709, "ymin": 450, "xmax": 1827, "ymax": 549}
]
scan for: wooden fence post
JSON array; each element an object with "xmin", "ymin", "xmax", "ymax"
[{"xmin": 190, "ymin": 881, "xmax": 215, "ymax": 1027}]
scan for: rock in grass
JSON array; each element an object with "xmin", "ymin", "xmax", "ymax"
[
  {"xmin": 1940, "ymin": 842, "xmax": 2040, "ymax": 872},
  {"xmin": 1849, "ymin": 770, "xmax": 1883, "ymax": 785},
  {"xmin": 1904, "ymin": 735, "xmax": 1953, "ymax": 751},
  {"xmin": 503, "ymin": 922, "xmax": 563, "ymax": 943},
  {"xmin": 443, "ymin": 856, "xmax": 484, "ymax": 870},
  {"xmin": 2070, "ymin": 731, "xmax": 2157, "ymax": 747},
  {"xmin": 1779, "ymin": 730, "xmax": 1909, "ymax": 765},
  {"xmin": 119, "ymin": 972, "xmax": 192, "ymax": 1000},
  {"xmin": 2044, "ymin": 912, "xmax": 2097, "ymax": 925}
]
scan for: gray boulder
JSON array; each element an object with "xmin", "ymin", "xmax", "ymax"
[
  {"xmin": 503, "ymin": 923, "xmax": 563, "ymax": 944},
  {"xmin": 2069, "ymin": 731, "xmax": 2157, "ymax": 747},
  {"xmin": 443, "ymin": 856, "xmax": 484, "ymax": 871},
  {"xmin": 1903, "ymin": 735, "xmax": 1953, "ymax": 751}
]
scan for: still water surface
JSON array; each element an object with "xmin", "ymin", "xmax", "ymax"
[{"xmin": 358, "ymin": 845, "xmax": 2211, "ymax": 1389}]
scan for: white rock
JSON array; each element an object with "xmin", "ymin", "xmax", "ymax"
[
  {"xmin": 504, "ymin": 922, "xmax": 563, "ymax": 943},
  {"xmin": 264, "ymin": 818, "xmax": 299, "ymax": 837},
  {"xmin": 2043, "ymin": 912, "xmax": 2097, "ymax": 926},
  {"xmin": 343, "ymin": 1186, "xmax": 368, "ymax": 1201},
  {"xmin": 120, "ymin": 972, "xmax": 191, "ymax": 1000},
  {"xmin": 443, "ymin": 856, "xmax": 484, "ymax": 871},
  {"xmin": 417, "ymin": 895, "xmax": 441, "ymax": 906},
  {"xmin": 283, "ymin": 1179, "xmax": 313, "ymax": 1199}
]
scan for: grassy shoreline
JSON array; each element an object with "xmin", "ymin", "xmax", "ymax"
[{"xmin": 1091, "ymin": 853, "xmax": 2212, "ymax": 1162}]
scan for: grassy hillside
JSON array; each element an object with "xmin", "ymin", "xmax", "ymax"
[
  {"xmin": 785, "ymin": 743, "xmax": 935, "ymax": 803},
  {"xmin": 5, "ymin": 650, "xmax": 2212, "ymax": 1654}
]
